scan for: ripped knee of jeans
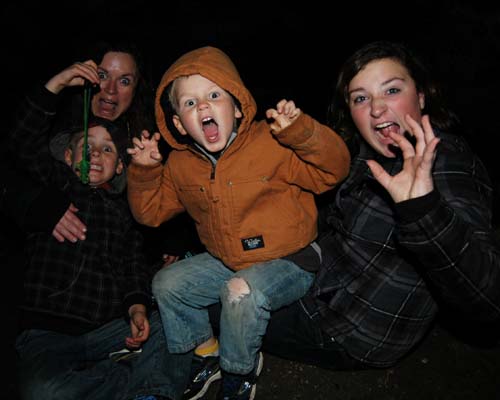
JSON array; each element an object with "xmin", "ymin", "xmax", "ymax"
[{"xmin": 226, "ymin": 277, "xmax": 250, "ymax": 304}]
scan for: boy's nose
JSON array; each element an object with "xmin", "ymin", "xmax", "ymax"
[
  {"xmin": 90, "ymin": 149, "xmax": 101, "ymax": 158},
  {"xmin": 197, "ymin": 101, "xmax": 209, "ymax": 110}
]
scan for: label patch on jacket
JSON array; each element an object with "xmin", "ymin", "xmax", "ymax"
[{"xmin": 241, "ymin": 235, "xmax": 265, "ymax": 251}]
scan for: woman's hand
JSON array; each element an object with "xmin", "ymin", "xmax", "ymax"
[
  {"xmin": 45, "ymin": 60, "xmax": 100, "ymax": 95},
  {"xmin": 52, "ymin": 203, "xmax": 87, "ymax": 243},
  {"xmin": 366, "ymin": 114, "xmax": 440, "ymax": 203}
]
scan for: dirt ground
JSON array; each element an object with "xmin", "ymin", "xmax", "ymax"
[{"xmin": 202, "ymin": 324, "xmax": 500, "ymax": 400}]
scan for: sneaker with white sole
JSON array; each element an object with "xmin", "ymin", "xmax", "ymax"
[
  {"xmin": 217, "ymin": 352, "xmax": 264, "ymax": 400},
  {"xmin": 183, "ymin": 354, "xmax": 222, "ymax": 400}
]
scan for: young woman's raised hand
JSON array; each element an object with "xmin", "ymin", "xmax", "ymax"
[{"xmin": 366, "ymin": 115, "xmax": 440, "ymax": 203}]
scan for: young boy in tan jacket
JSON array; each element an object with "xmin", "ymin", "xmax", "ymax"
[{"xmin": 127, "ymin": 46, "xmax": 350, "ymax": 400}]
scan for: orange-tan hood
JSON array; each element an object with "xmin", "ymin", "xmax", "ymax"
[{"xmin": 155, "ymin": 46, "xmax": 257, "ymax": 150}]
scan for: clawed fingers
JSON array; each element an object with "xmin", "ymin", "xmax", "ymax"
[
  {"xmin": 388, "ymin": 131, "xmax": 416, "ymax": 159},
  {"xmin": 421, "ymin": 115, "xmax": 436, "ymax": 144},
  {"xmin": 275, "ymin": 99, "xmax": 288, "ymax": 113},
  {"xmin": 266, "ymin": 99, "xmax": 300, "ymax": 134},
  {"xmin": 421, "ymin": 136, "xmax": 440, "ymax": 169},
  {"xmin": 404, "ymin": 114, "xmax": 426, "ymax": 156},
  {"xmin": 131, "ymin": 136, "xmax": 145, "ymax": 150}
]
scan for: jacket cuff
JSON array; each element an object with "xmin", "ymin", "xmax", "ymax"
[
  {"xmin": 272, "ymin": 112, "xmax": 313, "ymax": 146},
  {"xmin": 395, "ymin": 190, "xmax": 440, "ymax": 224}
]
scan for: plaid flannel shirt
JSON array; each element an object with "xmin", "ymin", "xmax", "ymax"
[
  {"xmin": 307, "ymin": 133, "xmax": 500, "ymax": 367},
  {"xmin": 10, "ymin": 86, "xmax": 152, "ymax": 334}
]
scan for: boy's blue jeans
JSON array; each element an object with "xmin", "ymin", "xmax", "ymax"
[
  {"xmin": 152, "ymin": 252, "xmax": 314, "ymax": 375},
  {"xmin": 15, "ymin": 311, "xmax": 191, "ymax": 400}
]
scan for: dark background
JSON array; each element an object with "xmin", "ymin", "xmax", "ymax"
[{"xmin": 2, "ymin": 3, "xmax": 500, "ymax": 140}]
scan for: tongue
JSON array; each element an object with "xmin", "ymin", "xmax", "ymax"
[
  {"xmin": 379, "ymin": 124, "xmax": 399, "ymax": 137},
  {"xmin": 203, "ymin": 122, "xmax": 219, "ymax": 141}
]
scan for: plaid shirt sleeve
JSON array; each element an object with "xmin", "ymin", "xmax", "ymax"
[{"xmin": 396, "ymin": 136, "xmax": 500, "ymax": 322}]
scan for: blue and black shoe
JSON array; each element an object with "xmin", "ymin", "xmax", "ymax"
[
  {"xmin": 217, "ymin": 352, "xmax": 264, "ymax": 400},
  {"xmin": 183, "ymin": 354, "xmax": 222, "ymax": 400}
]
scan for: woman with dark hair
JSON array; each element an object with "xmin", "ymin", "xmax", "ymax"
[
  {"xmin": 327, "ymin": 40, "xmax": 459, "ymax": 155},
  {"xmin": 55, "ymin": 40, "xmax": 156, "ymax": 142},
  {"xmin": 253, "ymin": 40, "xmax": 500, "ymax": 373},
  {"xmin": 1, "ymin": 40, "xmax": 156, "ymax": 242}
]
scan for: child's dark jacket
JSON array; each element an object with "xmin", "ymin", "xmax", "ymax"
[{"xmin": 9, "ymin": 85, "xmax": 151, "ymax": 335}]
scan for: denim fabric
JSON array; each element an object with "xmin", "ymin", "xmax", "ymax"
[
  {"xmin": 152, "ymin": 252, "xmax": 314, "ymax": 374},
  {"xmin": 15, "ymin": 311, "xmax": 191, "ymax": 400},
  {"xmin": 208, "ymin": 300, "xmax": 367, "ymax": 371}
]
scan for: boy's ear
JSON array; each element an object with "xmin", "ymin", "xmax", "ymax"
[
  {"xmin": 235, "ymin": 104, "xmax": 243, "ymax": 119},
  {"xmin": 64, "ymin": 148, "xmax": 74, "ymax": 167},
  {"xmin": 115, "ymin": 159, "xmax": 124, "ymax": 175},
  {"xmin": 172, "ymin": 115, "xmax": 188, "ymax": 136}
]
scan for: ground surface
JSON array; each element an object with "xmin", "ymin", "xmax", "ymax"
[
  {"xmin": 5, "ymin": 323, "xmax": 500, "ymax": 400},
  {"xmin": 4, "ymin": 292, "xmax": 500, "ymax": 400},
  {"xmin": 201, "ymin": 324, "xmax": 500, "ymax": 400}
]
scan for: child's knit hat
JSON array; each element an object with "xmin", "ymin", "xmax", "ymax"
[{"xmin": 49, "ymin": 116, "xmax": 130, "ymax": 165}]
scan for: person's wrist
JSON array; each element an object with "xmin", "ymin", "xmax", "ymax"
[
  {"xmin": 129, "ymin": 306, "xmax": 147, "ymax": 319},
  {"xmin": 130, "ymin": 310, "xmax": 146, "ymax": 317},
  {"xmin": 45, "ymin": 78, "xmax": 64, "ymax": 94}
]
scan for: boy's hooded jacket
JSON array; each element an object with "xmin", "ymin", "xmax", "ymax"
[{"xmin": 127, "ymin": 46, "xmax": 350, "ymax": 270}]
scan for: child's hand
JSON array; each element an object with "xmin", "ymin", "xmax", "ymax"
[
  {"xmin": 265, "ymin": 99, "xmax": 301, "ymax": 134},
  {"xmin": 127, "ymin": 130, "xmax": 163, "ymax": 167},
  {"xmin": 162, "ymin": 253, "xmax": 179, "ymax": 268},
  {"xmin": 125, "ymin": 305, "xmax": 150, "ymax": 348}
]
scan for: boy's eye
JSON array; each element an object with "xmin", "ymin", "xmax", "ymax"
[
  {"xmin": 185, "ymin": 99, "xmax": 196, "ymax": 107},
  {"xmin": 103, "ymin": 146, "xmax": 114, "ymax": 153},
  {"xmin": 209, "ymin": 91, "xmax": 220, "ymax": 100}
]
